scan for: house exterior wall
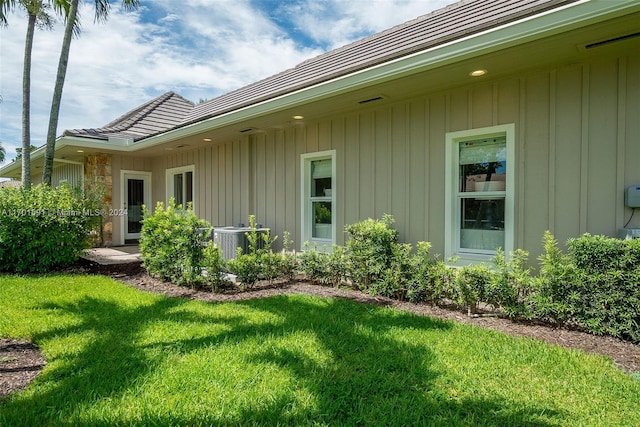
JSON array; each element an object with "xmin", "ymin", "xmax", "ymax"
[
  {"xmin": 52, "ymin": 163, "xmax": 83, "ymax": 189},
  {"xmin": 108, "ymin": 52, "xmax": 639, "ymax": 259}
]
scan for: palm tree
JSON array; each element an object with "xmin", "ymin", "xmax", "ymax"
[
  {"xmin": 0, "ymin": 142, "xmax": 6, "ymax": 164},
  {"xmin": 0, "ymin": 0, "xmax": 66, "ymax": 188},
  {"xmin": 42, "ymin": 0, "xmax": 139, "ymax": 185}
]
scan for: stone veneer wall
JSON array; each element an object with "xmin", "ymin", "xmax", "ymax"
[{"xmin": 84, "ymin": 154, "xmax": 113, "ymax": 246}]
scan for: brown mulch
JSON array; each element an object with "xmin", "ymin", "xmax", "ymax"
[
  {"xmin": 3, "ymin": 259, "xmax": 639, "ymax": 398},
  {"xmin": 0, "ymin": 339, "xmax": 46, "ymax": 398}
]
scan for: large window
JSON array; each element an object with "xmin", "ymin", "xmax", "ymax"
[
  {"xmin": 301, "ymin": 150, "xmax": 336, "ymax": 247},
  {"xmin": 445, "ymin": 124, "xmax": 514, "ymax": 262},
  {"xmin": 166, "ymin": 165, "xmax": 194, "ymax": 208}
]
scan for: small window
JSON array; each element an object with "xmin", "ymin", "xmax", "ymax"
[
  {"xmin": 445, "ymin": 124, "xmax": 515, "ymax": 262},
  {"xmin": 166, "ymin": 165, "xmax": 194, "ymax": 208},
  {"xmin": 301, "ymin": 151, "xmax": 336, "ymax": 247}
]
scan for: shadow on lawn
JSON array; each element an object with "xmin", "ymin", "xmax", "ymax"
[{"xmin": 0, "ymin": 294, "xmax": 563, "ymax": 426}]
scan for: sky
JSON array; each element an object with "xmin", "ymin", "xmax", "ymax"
[{"xmin": 0, "ymin": 0, "xmax": 452, "ymax": 166}]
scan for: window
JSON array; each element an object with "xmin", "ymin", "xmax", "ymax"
[
  {"xmin": 301, "ymin": 150, "xmax": 336, "ymax": 247},
  {"xmin": 445, "ymin": 124, "xmax": 514, "ymax": 262},
  {"xmin": 166, "ymin": 165, "xmax": 194, "ymax": 208}
]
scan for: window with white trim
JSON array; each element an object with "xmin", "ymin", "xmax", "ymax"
[
  {"xmin": 445, "ymin": 124, "xmax": 515, "ymax": 262},
  {"xmin": 166, "ymin": 165, "xmax": 194, "ymax": 208},
  {"xmin": 301, "ymin": 150, "xmax": 336, "ymax": 247}
]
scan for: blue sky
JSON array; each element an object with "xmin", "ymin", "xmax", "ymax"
[{"xmin": 0, "ymin": 0, "xmax": 452, "ymax": 166}]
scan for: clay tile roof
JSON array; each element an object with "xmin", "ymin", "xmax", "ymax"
[
  {"xmin": 63, "ymin": 91, "xmax": 195, "ymax": 141},
  {"xmin": 182, "ymin": 0, "xmax": 577, "ymax": 125}
]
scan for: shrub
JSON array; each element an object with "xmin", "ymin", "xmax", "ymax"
[
  {"xmin": 225, "ymin": 215, "xmax": 294, "ymax": 288},
  {"xmin": 486, "ymin": 249, "xmax": 532, "ymax": 318},
  {"xmin": 0, "ymin": 184, "xmax": 101, "ymax": 273},
  {"xmin": 566, "ymin": 234, "xmax": 640, "ymax": 341},
  {"xmin": 139, "ymin": 199, "xmax": 211, "ymax": 287},
  {"xmin": 278, "ymin": 231, "xmax": 298, "ymax": 282},
  {"xmin": 406, "ymin": 242, "xmax": 451, "ymax": 304},
  {"xmin": 259, "ymin": 251, "xmax": 285, "ymax": 283},
  {"xmin": 345, "ymin": 214, "xmax": 398, "ymax": 290},
  {"xmin": 454, "ymin": 264, "xmax": 494, "ymax": 315},
  {"xmin": 226, "ymin": 249, "xmax": 261, "ymax": 289},
  {"xmin": 202, "ymin": 242, "xmax": 226, "ymax": 292},
  {"xmin": 370, "ymin": 243, "xmax": 415, "ymax": 300},
  {"xmin": 530, "ymin": 231, "xmax": 576, "ymax": 324},
  {"xmin": 298, "ymin": 243, "xmax": 348, "ymax": 287},
  {"xmin": 325, "ymin": 244, "xmax": 349, "ymax": 287},
  {"xmin": 299, "ymin": 243, "xmax": 327, "ymax": 284}
]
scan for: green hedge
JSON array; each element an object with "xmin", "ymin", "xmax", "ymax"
[
  {"xmin": 0, "ymin": 184, "xmax": 100, "ymax": 272},
  {"xmin": 566, "ymin": 234, "xmax": 640, "ymax": 342},
  {"xmin": 309, "ymin": 216, "xmax": 640, "ymax": 343}
]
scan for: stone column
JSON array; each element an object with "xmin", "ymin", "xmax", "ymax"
[{"xmin": 84, "ymin": 154, "xmax": 113, "ymax": 247}]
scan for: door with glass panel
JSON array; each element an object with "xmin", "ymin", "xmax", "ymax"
[{"xmin": 123, "ymin": 172, "xmax": 151, "ymax": 242}]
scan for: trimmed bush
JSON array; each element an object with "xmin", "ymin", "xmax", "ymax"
[
  {"xmin": 371, "ymin": 243, "xmax": 415, "ymax": 300},
  {"xmin": 299, "ymin": 243, "xmax": 349, "ymax": 287},
  {"xmin": 566, "ymin": 234, "xmax": 640, "ymax": 341},
  {"xmin": 139, "ymin": 199, "xmax": 211, "ymax": 286},
  {"xmin": 345, "ymin": 214, "xmax": 398, "ymax": 290},
  {"xmin": 454, "ymin": 264, "xmax": 493, "ymax": 315},
  {"xmin": 0, "ymin": 184, "xmax": 101, "ymax": 272},
  {"xmin": 406, "ymin": 242, "xmax": 451, "ymax": 304}
]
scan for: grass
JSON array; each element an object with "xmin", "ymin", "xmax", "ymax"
[{"xmin": 1, "ymin": 275, "xmax": 639, "ymax": 426}]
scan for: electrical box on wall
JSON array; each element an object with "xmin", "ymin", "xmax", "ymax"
[{"xmin": 626, "ymin": 186, "xmax": 640, "ymax": 208}]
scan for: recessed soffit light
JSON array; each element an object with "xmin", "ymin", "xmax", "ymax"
[
  {"xmin": 203, "ymin": 138, "xmax": 212, "ymax": 142},
  {"xmin": 470, "ymin": 69, "xmax": 487, "ymax": 77},
  {"xmin": 292, "ymin": 115, "xmax": 304, "ymax": 120}
]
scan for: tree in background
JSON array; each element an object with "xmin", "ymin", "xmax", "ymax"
[
  {"xmin": 42, "ymin": 0, "xmax": 140, "ymax": 185},
  {"xmin": 0, "ymin": 0, "xmax": 70, "ymax": 188},
  {"xmin": 0, "ymin": 142, "xmax": 5, "ymax": 164},
  {"xmin": 15, "ymin": 145, "xmax": 37, "ymax": 161}
]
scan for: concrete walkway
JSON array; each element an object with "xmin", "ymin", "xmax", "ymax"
[{"xmin": 83, "ymin": 245, "xmax": 141, "ymax": 265}]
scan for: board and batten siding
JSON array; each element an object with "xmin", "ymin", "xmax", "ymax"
[
  {"xmin": 147, "ymin": 53, "xmax": 638, "ymax": 258},
  {"xmin": 51, "ymin": 163, "xmax": 83, "ymax": 189}
]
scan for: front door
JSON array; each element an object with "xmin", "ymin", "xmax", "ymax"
[{"xmin": 122, "ymin": 171, "xmax": 151, "ymax": 243}]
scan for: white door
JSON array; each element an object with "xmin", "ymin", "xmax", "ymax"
[{"xmin": 122, "ymin": 171, "xmax": 151, "ymax": 243}]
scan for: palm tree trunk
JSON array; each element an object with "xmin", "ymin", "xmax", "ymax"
[
  {"xmin": 21, "ymin": 11, "xmax": 35, "ymax": 189},
  {"xmin": 41, "ymin": 0, "xmax": 77, "ymax": 186}
]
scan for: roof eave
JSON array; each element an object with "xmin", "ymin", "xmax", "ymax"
[
  {"xmin": 0, "ymin": 136, "xmax": 134, "ymax": 178},
  {"xmin": 2, "ymin": 0, "xmax": 637, "ymax": 177},
  {"xmin": 136, "ymin": 0, "xmax": 637, "ymax": 147}
]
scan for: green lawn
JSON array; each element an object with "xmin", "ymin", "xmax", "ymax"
[{"xmin": 0, "ymin": 275, "xmax": 638, "ymax": 426}]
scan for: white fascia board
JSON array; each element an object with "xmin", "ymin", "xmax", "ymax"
[{"xmin": 0, "ymin": 136, "xmax": 131, "ymax": 177}]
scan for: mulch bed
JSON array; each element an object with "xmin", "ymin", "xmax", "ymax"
[{"xmin": 3, "ymin": 259, "xmax": 639, "ymax": 398}]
